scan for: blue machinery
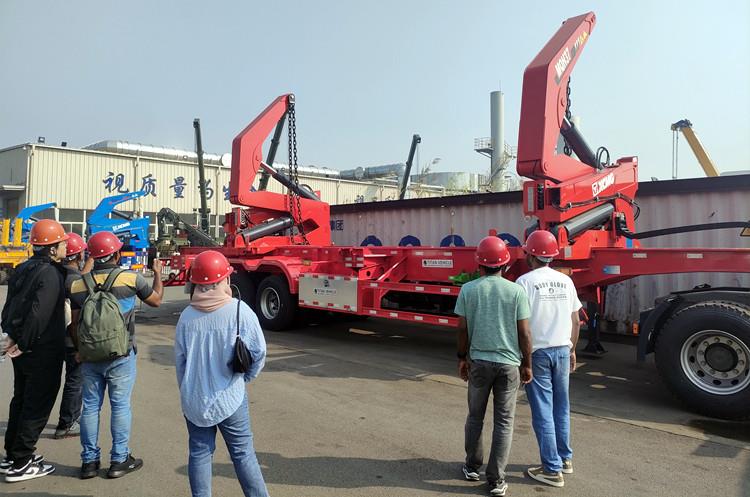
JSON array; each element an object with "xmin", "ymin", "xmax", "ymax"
[{"xmin": 87, "ymin": 190, "xmax": 151, "ymax": 270}]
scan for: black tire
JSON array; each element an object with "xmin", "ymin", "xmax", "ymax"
[
  {"xmin": 0, "ymin": 269, "xmax": 7, "ymax": 286},
  {"xmin": 655, "ymin": 301, "xmax": 750, "ymax": 420},
  {"xmin": 230, "ymin": 270, "xmax": 256, "ymax": 311},
  {"xmin": 255, "ymin": 275, "xmax": 297, "ymax": 331}
]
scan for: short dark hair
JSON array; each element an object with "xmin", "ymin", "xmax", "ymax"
[
  {"xmin": 481, "ymin": 265, "xmax": 503, "ymax": 275},
  {"xmin": 32, "ymin": 245, "xmax": 53, "ymax": 257}
]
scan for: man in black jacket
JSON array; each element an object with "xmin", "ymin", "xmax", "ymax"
[{"xmin": 0, "ymin": 220, "xmax": 68, "ymax": 483}]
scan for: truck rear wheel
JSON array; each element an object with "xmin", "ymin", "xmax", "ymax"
[
  {"xmin": 655, "ymin": 301, "xmax": 750, "ymax": 420},
  {"xmin": 255, "ymin": 275, "xmax": 296, "ymax": 331}
]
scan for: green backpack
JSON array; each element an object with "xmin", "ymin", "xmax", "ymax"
[{"xmin": 78, "ymin": 269, "xmax": 129, "ymax": 362}]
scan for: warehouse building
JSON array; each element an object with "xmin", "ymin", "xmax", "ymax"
[{"xmin": 0, "ymin": 141, "xmax": 445, "ymax": 240}]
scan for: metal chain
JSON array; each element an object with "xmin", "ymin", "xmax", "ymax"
[
  {"xmin": 563, "ymin": 79, "xmax": 572, "ymax": 156},
  {"xmin": 287, "ymin": 103, "xmax": 309, "ymax": 245}
]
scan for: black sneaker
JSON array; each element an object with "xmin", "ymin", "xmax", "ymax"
[
  {"xmin": 107, "ymin": 455, "xmax": 143, "ymax": 479},
  {"xmin": 462, "ymin": 464, "xmax": 480, "ymax": 481},
  {"xmin": 80, "ymin": 460, "xmax": 101, "ymax": 479},
  {"xmin": 0, "ymin": 454, "xmax": 44, "ymax": 475},
  {"xmin": 488, "ymin": 479, "xmax": 508, "ymax": 496},
  {"xmin": 5, "ymin": 460, "xmax": 55, "ymax": 483}
]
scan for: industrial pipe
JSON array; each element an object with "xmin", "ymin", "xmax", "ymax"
[
  {"xmin": 194, "ymin": 118, "xmax": 210, "ymax": 233},
  {"xmin": 259, "ymin": 162, "xmax": 321, "ymax": 201},
  {"xmin": 554, "ymin": 202, "xmax": 615, "ymax": 239},
  {"xmin": 560, "ymin": 118, "xmax": 599, "ymax": 169},
  {"xmin": 240, "ymin": 217, "xmax": 294, "ymax": 242}
]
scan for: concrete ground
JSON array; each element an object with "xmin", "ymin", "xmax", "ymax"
[{"xmin": 1, "ymin": 285, "xmax": 748, "ymax": 497}]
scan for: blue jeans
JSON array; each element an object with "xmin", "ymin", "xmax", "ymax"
[
  {"xmin": 464, "ymin": 360, "xmax": 519, "ymax": 483},
  {"xmin": 525, "ymin": 346, "xmax": 573, "ymax": 473},
  {"xmin": 185, "ymin": 395, "xmax": 268, "ymax": 497},
  {"xmin": 80, "ymin": 350, "xmax": 136, "ymax": 464}
]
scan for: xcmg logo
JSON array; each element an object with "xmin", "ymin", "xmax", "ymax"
[{"xmin": 591, "ymin": 172, "xmax": 615, "ymax": 197}]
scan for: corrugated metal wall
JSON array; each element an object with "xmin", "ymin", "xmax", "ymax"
[
  {"xmin": 19, "ymin": 145, "xmax": 443, "ymax": 214},
  {"xmin": 330, "ymin": 178, "xmax": 750, "ymax": 324},
  {"xmin": 0, "ymin": 145, "xmax": 30, "ymax": 218},
  {"xmin": 0, "ymin": 146, "xmax": 28, "ymax": 185},
  {"xmin": 603, "ymin": 188, "xmax": 750, "ymax": 325}
]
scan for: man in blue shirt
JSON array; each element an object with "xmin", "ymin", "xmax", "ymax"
[{"xmin": 456, "ymin": 237, "xmax": 533, "ymax": 497}]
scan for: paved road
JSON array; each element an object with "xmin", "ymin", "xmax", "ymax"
[{"xmin": 1, "ymin": 286, "xmax": 748, "ymax": 497}]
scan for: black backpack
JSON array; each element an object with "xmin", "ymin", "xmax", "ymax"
[{"xmin": 1, "ymin": 259, "xmax": 46, "ymax": 342}]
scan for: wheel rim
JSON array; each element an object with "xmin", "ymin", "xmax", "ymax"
[
  {"xmin": 260, "ymin": 287, "xmax": 281, "ymax": 320},
  {"xmin": 680, "ymin": 330, "xmax": 750, "ymax": 395}
]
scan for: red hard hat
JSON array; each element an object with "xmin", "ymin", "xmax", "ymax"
[
  {"xmin": 524, "ymin": 230, "xmax": 560, "ymax": 260},
  {"xmin": 189, "ymin": 250, "xmax": 234, "ymax": 285},
  {"xmin": 65, "ymin": 233, "xmax": 87, "ymax": 257},
  {"xmin": 29, "ymin": 219, "xmax": 69, "ymax": 246},
  {"xmin": 475, "ymin": 236, "xmax": 511, "ymax": 268},
  {"xmin": 87, "ymin": 231, "xmax": 124, "ymax": 259}
]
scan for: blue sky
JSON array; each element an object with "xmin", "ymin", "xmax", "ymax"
[{"xmin": 1, "ymin": 0, "xmax": 748, "ymax": 181}]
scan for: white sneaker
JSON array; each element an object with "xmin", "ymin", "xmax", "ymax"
[
  {"xmin": 5, "ymin": 460, "xmax": 55, "ymax": 483},
  {"xmin": 489, "ymin": 479, "xmax": 509, "ymax": 496},
  {"xmin": 462, "ymin": 465, "xmax": 480, "ymax": 481},
  {"xmin": 0, "ymin": 454, "xmax": 44, "ymax": 475}
]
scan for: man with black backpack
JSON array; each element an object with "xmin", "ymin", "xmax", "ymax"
[
  {"xmin": 67, "ymin": 231, "xmax": 163, "ymax": 480},
  {"xmin": 1, "ymin": 220, "xmax": 68, "ymax": 483}
]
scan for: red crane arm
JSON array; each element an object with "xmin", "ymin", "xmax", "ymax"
[
  {"xmin": 516, "ymin": 12, "xmax": 596, "ymax": 183},
  {"xmin": 229, "ymin": 94, "xmax": 292, "ymax": 206}
]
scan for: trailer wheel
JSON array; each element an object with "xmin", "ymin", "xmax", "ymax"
[
  {"xmin": 255, "ymin": 275, "xmax": 296, "ymax": 331},
  {"xmin": 655, "ymin": 301, "xmax": 750, "ymax": 420}
]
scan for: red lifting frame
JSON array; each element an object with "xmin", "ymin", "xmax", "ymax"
[{"xmin": 164, "ymin": 11, "xmax": 750, "ymax": 329}]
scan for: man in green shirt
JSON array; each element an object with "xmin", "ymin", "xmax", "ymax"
[{"xmin": 455, "ymin": 236, "xmax": 533, "ymax": 497}]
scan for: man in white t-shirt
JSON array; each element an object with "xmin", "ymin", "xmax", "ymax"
[{"xmin": 515, "ymin": 230, "xmax": 581, "ymax": 489}]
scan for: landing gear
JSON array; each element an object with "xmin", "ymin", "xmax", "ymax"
[{"xmin": 581, "ymin": 301, "xmax": 607, "ymax": 357}]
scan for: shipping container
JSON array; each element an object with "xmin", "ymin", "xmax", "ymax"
[{"xmin": 330, "ymin": 175, "xmax": 750, "ymax": 325}]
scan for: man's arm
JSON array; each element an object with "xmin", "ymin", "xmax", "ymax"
[
  {"xmin": 517, "ymin": 318, "xmax": 533, "ymax": 384},
  {"xmin": 69, "ymin": 309, "xmax": 80, "ymax": 349},
  {"xmin": 174, "ymin": 324, "xmax": 187, "ymax": 388},
  {"xmin": 570, "ymin": 310, "xmax": 580, "ymax": 372},
  {"xmin": 242, "ymin": 306, "xmax": 267, "ymax": 382},
  {"xmin": 457, "ymin": 316, "xmax": 470, "ymax": 381},
  {"xmin": 82, "ymin": 257, "xmax": 94, "ymax": 274},
  {"xmin": 141, "ymin": 259, "xmax": 164, "ymax": 307}
]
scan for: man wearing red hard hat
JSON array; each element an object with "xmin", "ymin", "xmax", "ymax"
[
  {"xmin": 455, "ymin": 236, "xmax": 533, "ymax": 497},
  {"xmin": 515, "ymin": 230, "xmax": 581, "ymax": 489},
  {"xmin": 67, "ymin": 231, "xmax": 163, "ymax": 480},
  {"xmin": 52, "ymin": 233, "xmax": 89, "ymax": 440},
  {"xmin": 1, "ymin": 220, "xmax": 69, "ymax": 482}
]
